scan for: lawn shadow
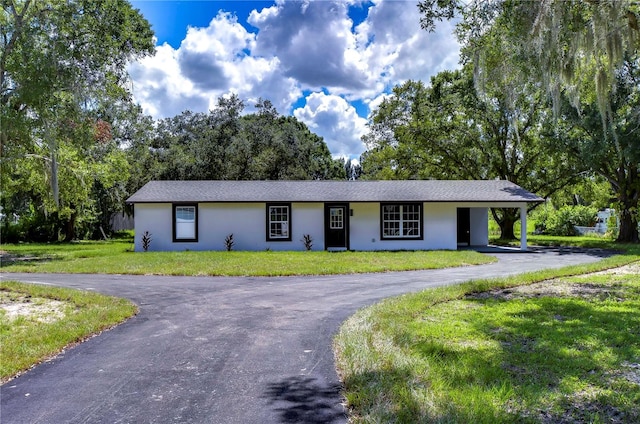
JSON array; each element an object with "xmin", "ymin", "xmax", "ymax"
[
  {"xmin": 263, "ymin": 376, "xmax": 346, "ymax": 423},
  {"xmin": 461, "ymin": 294, "xmax": 640, "ymax": 423},
  {"xmin": 0, "ymin": 253, "xmax": 61, "ymax": 267}
]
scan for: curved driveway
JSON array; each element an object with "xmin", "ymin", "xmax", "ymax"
[{"xmin": 1, "ymin": 247, "xmax": 611, "ymax": 424}]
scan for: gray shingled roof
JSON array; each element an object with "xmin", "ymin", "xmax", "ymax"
[{"xmin": 127, "ymin": 180, "xmax": 543, "ymax": 203}]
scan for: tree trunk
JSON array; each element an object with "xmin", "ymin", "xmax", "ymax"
[
  {"xmin": 614, "ymin": 175, "xmax": 639, "ymax": 243},
  {"xmin": 617, "ymin": 202, "xmax": 639, "ymax": 243},
  {"xmin": 64, "ymin": 212, "xmax": 77, "ymax": 242},
  {"xmin": 492, "ymin": 208, "xmax": 518, "ymax": 240}
]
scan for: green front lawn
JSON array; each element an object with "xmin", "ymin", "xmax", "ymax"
[
  {"xmin": 0, "ymin": 240, "xmax": 495, "ymax": 276},
  {"xmin": 0, "ymin": 281, "xmax": 137, "ymax": 382},
  {"xmin": 334, "ymin": 247, "xmax": 640, "ymax": 423}
]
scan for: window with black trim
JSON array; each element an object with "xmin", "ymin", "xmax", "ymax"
[
  {"xmin": 173, "ymin": 204, "xmax": 198, "ymax": 242},
  {"xmin": 380, "ymin": 203, "xmax": 422, "ymax": 239},
  {"xmin": 266, "ymin": 203, "xmax": 291, "ymax": 241}
]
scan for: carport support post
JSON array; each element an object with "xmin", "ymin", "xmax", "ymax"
[{"xmin": 520, "ymin": 206, "xmax": 527, "ymax": 251}]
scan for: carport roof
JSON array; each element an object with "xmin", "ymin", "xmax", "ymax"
[{"xmin": 127, "ymin": 180, "xmax": 544, "ymax": 204}]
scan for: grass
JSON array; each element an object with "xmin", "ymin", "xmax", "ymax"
[
  {"xmin": 334, "ymin": 245, "xmax": 640, "ymax": 423},
  {"xmin": 0, "ymin": 240, "xmax": 495, "ymax": 276},
  {"xmin": 0, "ymin": 281, "xmax": 137, "ymax": 382}
]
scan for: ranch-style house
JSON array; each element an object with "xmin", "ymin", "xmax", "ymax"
[{"xmin": 126, "ymin": 180, "xmax": 543, "ymax": 252}]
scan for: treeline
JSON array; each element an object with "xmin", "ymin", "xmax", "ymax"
[
  {"xmin": 2, "ymin": 1, "xmax": 638, "ymax": 244},
  {"xmin": 0, "ymin": 1, "xmax": 355, "ymax": 243},
  {"xmin": 2, "ymin": 96, "xmax": 352, "ymax": 242},
  {"xmin": 128, "ymin": 97, "xmax": 347, "ymax": 187}
]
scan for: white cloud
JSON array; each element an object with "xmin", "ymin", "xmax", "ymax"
[
  {"xmin": 249, "ymin": 1, "xmax": 369, "ymax": 90},
  {"xmin": 367, "ymin": 92, "xmax": 391, "ymax": 115},
  {"xmin": 128, "ymin": 10, "xmax": 300, "ymax": 118},
  {"xmin": 353, "ymin": 0, "xmax": 460, "ymax": 88},
  {"xmin": 128, "ymin": 0, "xmax": 460, "ymax": 157},
  {"xmin": 129, "ymin": 43, "xmax": 209, "ymax": 117},
  {"xmin": 294, "ymin": 92, "xmax": 368, "ymax": 158},
  {"xmin": 247, "ymin": 0, "xmax": 460, "ymax": 99}
]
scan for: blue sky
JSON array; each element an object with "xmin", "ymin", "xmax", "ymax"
[{"xmin": 128, "ymin": 1, "xmax": 460, "ymax": 158}]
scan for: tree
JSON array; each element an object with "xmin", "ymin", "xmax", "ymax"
[
  {"xmin": 1, "ymin": 0, "xmax": 154, "ymax": 240},
  {"xmin": 418, "ymin": 0, "xmax": 640, "ymax": 241},
  {"xmin": 3, "ymin": 117, "xmax": 130, "ymax": 241},
  {"xmin": 344, "ymin": 158, "xmax": 362, "ymax": 180},
  {"xmin": 127, "ymin": 96, "xmax": 346, "ymax": 189},
  {"xmin": 361, "ymin": 64, "xmax": 580, "ymax": 239},
  {"xmin": 559, "ymin": 56, "xmax": 640, "ymax": 241}
]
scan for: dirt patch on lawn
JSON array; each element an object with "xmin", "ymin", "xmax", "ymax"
[
  {"xmin": 468, "ymin": 262, "xmax": 640, "ymax": 302},
  {"xmin": 0, "ymin": 292, "xmax": 67, "ymax": 323}
]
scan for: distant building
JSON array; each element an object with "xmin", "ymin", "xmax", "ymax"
[{"xmin": 576, "ymin": 208, "xmax": 617, "ymax": 235}]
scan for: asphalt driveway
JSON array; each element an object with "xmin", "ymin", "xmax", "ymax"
[{"xmin": 1, "ymin": 247, "xmax": 612, "ymax": 423}]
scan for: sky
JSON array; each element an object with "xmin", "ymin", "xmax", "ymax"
[{"xmin": 128, "ymin": 0, "xmax": 461, "ymax": 159}]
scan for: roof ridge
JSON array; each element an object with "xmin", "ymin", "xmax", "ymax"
[{"xmin": 127, "ymin": 180, "xmax": 543, "ymax": 204}]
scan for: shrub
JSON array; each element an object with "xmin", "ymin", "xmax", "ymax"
[
  {"xmin": 0, "ymin": 221, "xmax": 21, "ymax": 244},
  {"xmin": 301, "ymin": 234, "xmax": 313, "ymax": 250},
  {"xmin": 141, "ymin": 231, "xmax": 152, "ymax": 252},
  {"xmin": 534, "ymin": 205, "xmax": 598, "ymax": 236},
  {"xmin": 224, "ymin": 234, "xmax": 234, "ymax": 251}
]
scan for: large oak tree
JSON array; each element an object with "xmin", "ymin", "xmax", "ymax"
[
  {"xmin": 361, "ymin": 63, "xmax": 580, "ymax": 239},
  {"xmin": 418, "ymin": 0, "xmax": 640, "ymax": 241}
]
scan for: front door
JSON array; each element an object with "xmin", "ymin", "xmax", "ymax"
[
  {"xmin": 325, "ymin": 203, "xmax": 349, "ymax": 250},
  {"xmin": 457, "ymin": 207, "xmax": 471, "ymax": 246}
]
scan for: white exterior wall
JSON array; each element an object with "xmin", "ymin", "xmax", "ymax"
[
  {"xmin": 195, "ymin": 203, "xmax": 325, "ymax": 251},
  {"xmin": 134, "ymin": 201, "xmax": 526, "ymax": 252},
  {"xmin": 199, "ymin": 203, "xmax": 263, "ymax": 251},
  {"xmin": 268, "ymin": 203, "xmax": 324, "ymax": 251},
  {"xmin": 134, "ymin": 202, "xmax": 325, "ymax": 252},
  {"xmin": 349, "ymin": 203, "xmax": 458, "ymax": 251},
  {"xmin": 134, "ymin": 203, "xmax": 173, "ymax": 251},
  {"xmin": 425, "ymin": 204, "xmax": 458, "ymax": 250},
  {"xmin": 469, "ymin": 207, "xmax": 489, "ymax": 246}
]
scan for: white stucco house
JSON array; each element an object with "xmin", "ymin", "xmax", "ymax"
[{"xmin": 126, "ymin": 180, "xmax": 543, "ymax": 252}]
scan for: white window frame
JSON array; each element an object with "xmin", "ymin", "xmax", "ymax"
[{"xmin": 329, "ymin": 207, "xmax": 344, "ymax": 229}]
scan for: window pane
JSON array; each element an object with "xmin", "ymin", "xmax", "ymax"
[
  {"xmin": 176, "ymin": 222, "xmax": 195, "ymax": 239},
  {"xmin": 269, "ymin": 205, "xmax": 289, "ymax": 239},
  {"xmin": 271, "ymin": 222, "xmax": 282, "ymax": 236},
  {"xmin": 177, "ymin": 207, "xmax": 194, "ymax": 221},
  {"xmin": 175, "ymin": 206, "xmax": 196, "ymax": 239},
  {"xmin": 383, "ymin": 205, "xmax": 399, "ymax": 221},
  {"xmin": 383, "ymin": 221, "xmax": 400, "ymax": 237},
  {"xmin": 403, "ymin": 220, "xmax": 419, "ymax": 236},
  {"xmin": 403, "ymin": 204, "xmax": 419, "ymax": 220},
  {"xmin": 330, "ymin": 208, "xmax": 343, "ymax": 229},
  {"xmin": 382, "ymin": 204, "xmax": 421, "ymax": 239}
]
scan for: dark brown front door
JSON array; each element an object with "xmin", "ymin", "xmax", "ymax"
[{"xmin": 325, "ymin": 203, "xmax": 349, "ymax": 250}]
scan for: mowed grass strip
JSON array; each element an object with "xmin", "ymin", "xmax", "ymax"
[
  {"xmin": 0, "ymin": 281, "xmax": 137, "ymax": 382},
  {"xmin": 1, "ymin": 241, "xmax": 494, "ymax": 276},
  {"xmin": 334, "ymin": 250, "xmax": 640, "ymax": 424}
]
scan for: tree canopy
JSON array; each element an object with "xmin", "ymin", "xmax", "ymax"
[
  {"xmin": 418, "ymin": 0, "xmax": 640, "ymax": 242},
  {"xmin": 126, "ymin": 96, "xmax": 346, "ymax": 195},
  {"xmin": 1, "ymin": 0, "xmax": 154, "ymax": 240},
  {"xmin": 361, "ymin": 64, "xmax": 580, "ymax": 239},
  {"xmin": 1, "ymin": 0, "xmax": 346, "ymax": 243}
]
